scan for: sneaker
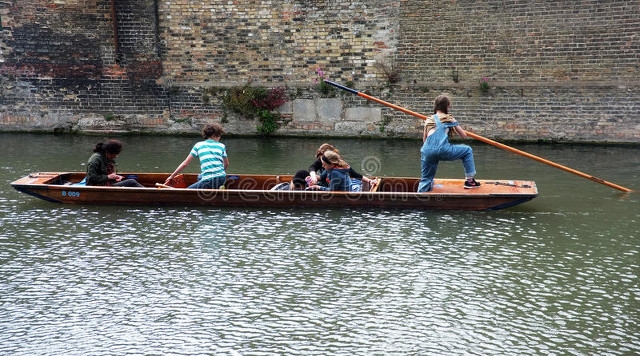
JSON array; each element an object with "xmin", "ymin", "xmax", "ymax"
[{"xmin": 464, "ymin": 178, "xmax": 481, "ymax": 189}]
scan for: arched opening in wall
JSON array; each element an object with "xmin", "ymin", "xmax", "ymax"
[{"xmin": 111, "ymin": 0, "xmax": 160, "ymax": 67}]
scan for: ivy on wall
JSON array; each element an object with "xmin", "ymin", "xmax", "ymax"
[{"xmin": 212, "ymin": 84, "xmax": 288, "ymax": 135}]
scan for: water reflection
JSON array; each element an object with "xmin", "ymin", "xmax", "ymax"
[{"xmin": 1, "ymin": 134, "xmax": 639, "ymax": 355}]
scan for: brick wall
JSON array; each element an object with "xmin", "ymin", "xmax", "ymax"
[
  {"xmin": 0, "ymin": 0, "xmax": 168, "ymax": 132},
  {"xmin": 157, "ymin": 0, "xmax": 399, "ymax": 84},
  {"xmin": 0, "ymin": 0, "xmax": 638, "ymax": 142},
  {"xmin": 390, "ymin": 0, "xmax": 640, "ymax": 142},
  {"xmin": 398, "ymin": 0, "xmax": 639, "ymax": 82}
]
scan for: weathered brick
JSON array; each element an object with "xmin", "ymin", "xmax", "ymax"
[{"xmin": 0, "ymin": 0, "xmax": 638, "ymax": 142}]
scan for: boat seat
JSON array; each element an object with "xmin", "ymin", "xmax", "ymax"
[{"xmin": 74, "ymin": 177, "xmax": 87, "ymax": 186}]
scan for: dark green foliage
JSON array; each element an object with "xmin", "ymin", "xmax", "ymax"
[{"xmin": 222, "ymin": 84, "xmax": 288, "ymax": 135}]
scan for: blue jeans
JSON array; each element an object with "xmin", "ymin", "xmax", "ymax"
[
  {"xmin": 188, "ymin": 175, "xmax": 226, "ymax": 189},
  {"xmin": 418, "ymin": 144, "xmax": 476, "ymax": 192}
]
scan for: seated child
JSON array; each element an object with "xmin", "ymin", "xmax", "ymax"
[
  {"xmin": 308, "ymin": 150, "xmax": 353, "ymax": 191},
  {"xmin": 271, "ymin": 170, "xmax": 309, "ymax": 191}
]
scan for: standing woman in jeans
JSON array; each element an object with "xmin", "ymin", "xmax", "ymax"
[
  {"xmin": 165, "ymin": 123, "xmax": 229, "ymax": 189},
  {"xmin": 418, "ymin": 94, "xmax": 480, "ymax": 192}
]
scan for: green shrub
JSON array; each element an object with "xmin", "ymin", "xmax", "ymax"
[{"xmin": 222, "ymin": 84, "xmax": 288, "ymax": 135}]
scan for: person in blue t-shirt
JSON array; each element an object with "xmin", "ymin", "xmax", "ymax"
[
  {"xmin": 308, "ymin": 143, "xmax": 378, "ymax": 191},
  {"xmin": 165, "ymin": 123, "xmax": 229, "ymax": 189},
  {"xmin": 308, "ymin": 150, "xmax": 353, "ymax": 191}
]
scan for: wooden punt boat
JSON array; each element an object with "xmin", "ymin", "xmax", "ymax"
[{"xmin": 11, "ymin": 172, "xmax": 538, "ymax": 211}]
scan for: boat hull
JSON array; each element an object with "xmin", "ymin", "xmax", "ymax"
[{"xmin": 11, "ymin": 172, "xmax": 538, "ymax": 211}]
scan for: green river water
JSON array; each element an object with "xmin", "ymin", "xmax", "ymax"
[{"xmin": 1, "ymin": 133, "xmax": 638, "ymax": 355}]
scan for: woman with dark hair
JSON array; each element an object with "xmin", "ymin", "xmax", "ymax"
[
  {"xmin": 86, "ymin": 139, "xmax": 143, "ymax": 187},
  {"xmin": 418, "ymin": 94, "xmax": 479, "ymax": 192}
]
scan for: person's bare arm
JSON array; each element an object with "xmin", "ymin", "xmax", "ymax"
[
  {"xmin": 451, "ymin": 120, "xmax": 468, "ymax": 138},
  {"xmin": 165, "ymin": 154, "xmax": 194, "ymax": 184}
]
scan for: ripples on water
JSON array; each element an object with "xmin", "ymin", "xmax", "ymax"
[
  {"xmin": 1, "ymin": 201, "xmax": 638, "ymax": 355},
  {"xmin": 2, "ymin": 134, "xmax": 639, "ymax": 354}
]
